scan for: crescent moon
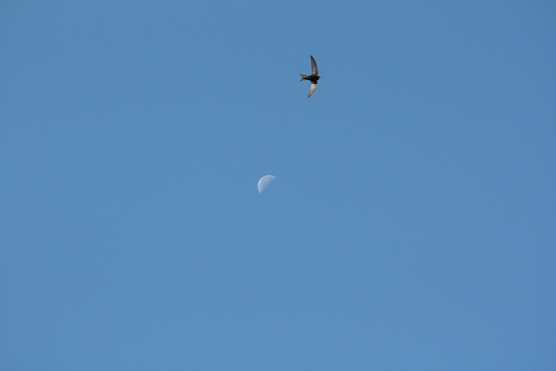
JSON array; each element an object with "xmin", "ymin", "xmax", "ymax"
[{"xmin": 258, "ymin": 175, "xmax": 276, "ymax": 193}]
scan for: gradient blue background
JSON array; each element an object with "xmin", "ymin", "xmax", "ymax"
[{"xmin": 1, "ymin": 1, "xmax": 555, "ymax": 370}]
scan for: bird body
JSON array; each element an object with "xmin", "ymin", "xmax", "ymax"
[{"xmin": 300, "ymin": 55, "xmax": 320, "ymax": 97}]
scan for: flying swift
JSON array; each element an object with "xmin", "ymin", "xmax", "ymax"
[{"xmin": 299, "ymin": 55, "xmax": 320, "ymax": 98}]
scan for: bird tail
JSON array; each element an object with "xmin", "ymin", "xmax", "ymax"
[{"xmin": 300, "ymin": 74, "xmax": 306, "ymax": 81}]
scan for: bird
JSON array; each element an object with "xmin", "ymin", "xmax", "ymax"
[{"xmin": 300, "ymin": 55, "xmax": 320, "ymax": 98}]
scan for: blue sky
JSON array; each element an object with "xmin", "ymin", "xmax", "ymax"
[{"xmin": 1, "ymin": 1, "xmax": 555, "ymax": 370}]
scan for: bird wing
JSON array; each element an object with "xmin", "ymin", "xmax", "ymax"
[
  {"xmin": 308, "ymin": 82, "xmax": 318, "ymax": 97},
  {"xmin": 310, "ymin": 55, "xmax": 318, "ymax": 75}
]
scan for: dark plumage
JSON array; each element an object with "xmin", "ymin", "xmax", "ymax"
[{"xmin": 299, "ymin": 55, "xmax": 320, "ymax": 98}]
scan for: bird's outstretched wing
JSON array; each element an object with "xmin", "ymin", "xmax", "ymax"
[
  {"xmin": 310, "ymin": 55, "xmax": 318, "ymax": 75},
  {"xmin": 308, "ymin": 82, "xmax": 318, "ymax": 97}
]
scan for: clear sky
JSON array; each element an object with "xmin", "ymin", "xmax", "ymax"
[{"xmin": 1, "ymin": 1, "xmax": 555, "ymax": 370}]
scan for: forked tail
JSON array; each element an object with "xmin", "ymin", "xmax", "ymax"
[{"xmin": 299, "ymin": 74, "xmax": 307, "ymax": 82}]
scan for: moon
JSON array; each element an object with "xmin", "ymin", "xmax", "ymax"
[{"xmin": 258, "ymin": 175, "xmax": 276, "ymax": 193}]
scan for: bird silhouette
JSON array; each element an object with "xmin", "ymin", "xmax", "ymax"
[{"xmin": 299, "ymin": 55, "xmax": 320, "ymax": 98}]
